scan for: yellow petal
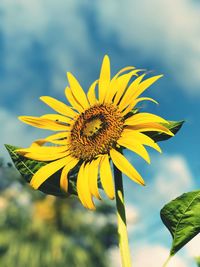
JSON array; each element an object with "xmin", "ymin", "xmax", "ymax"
[
  {"xmin": 65, "ymin": 86, "xmax": 84, "ymax": 113},
  {"xmin": 118, "ymin": 137, "xmax": 150, "ymax": 163},
  {"xmin": 124, "ymin": 113, "xmax": 169, "ymax": 126},
  {"xmin": 113, "ymin": 66, "xmax": 136, "ymax": 78},
  {"xmin": 87, "ymin": 80, "xmax": 98, "ymax": 106},
  {"xmin": 132, "ymin": 74, "xmax": 163, "ymax": 99},
  {"xmin": 16, "ymin": 145, "xmax": 68, "ymax": 154},
  {"xmin": 67, "ymin": 72, "xmax": 89, "ymax": 109},
  {"xmin": 121, "ymin": 97, "xmax": 158, "ymax": 116},
  {"xmin": 100, "ymin": 155, "xmax": 115, "ymax": 199},
  {"xmin": 88, "ymin": 158, "xmax": 101, "ymax": 200},
  {"xmin": 136, "ymin": 123, "xmax": 174, "ymax": 135},
  {"xmin": 15, "ymin": 139, "xmax": 47, "ymax": 155},
  {"xmin": 77, "ymin": 164, "xmax": 87, "ymax": 208},
  {"xmin": 46, "ymin": 132, "xmax": 69, "ymax": 141},
  {"xmin": 41, "ymin": 114, "xmax": 73, "ymax": 125},
  {"xmin": 45, "ymin": 132, "xmax": 70, "ymax": 145},
  {"xmin": 105, "ymin": 66, "xmax": 135, "ymax": 103},
  {"xmin": 113, "ymin": 69, "xmax": 143, "ymax": 105},
  {"xmin": 46, "ymin": 139, "xmax": 68, "ymax": 145},
  {"xmin": 117, "ymin": 74, "xmax": 146, "ymax": 111},
  {"xmin": 98, "ymin": 55, "xmax": 111, "ymax": 103},
  {"xmin": 134, "ymin": 97, "xmax": 158, "ymax": 105},
  {"xmin": 30, "ymin": 139, "xmax": 47, "ymax": 147},
  {"xmin": 104, "ymin": 78, "xmax": 118, "ymax": 103},
  {"xmin": 19, "ymin": 116, "xmax": 71, "ymax": 131},
  {"xmin": 23, "ymin": 151, "xmax": 69, "ymax": 161},
  {"xmin": 120, "ymin": 73, "xmax": 146, "ymax": 102},
  {"xmin": 77, "ymin": 163, "xmax": 95, "ymax": 210},
  {"xmin": 60, "ymin": 165, "xmax": 69, "ymax": 193},
  {"xmin": 110, "ymin": 149, "xmax": 145, "ymax": 185},
  {"xmin": 30, "ymin": 156, "xmax": 68, "ymax": 189},
  {"xmin": 60, "ymin": 157, "xmax": 78, "ymax": 192},
  {"xmin": 40, "ymin": 96, "xmax": 77, "ymax": 118},
  {"xmin": 121, "ymin": 129, "xmax": 161, "ymax": 153},
  {"xmin": 127, "ymin": 122, "xmax": 174, "ymax": 136}
]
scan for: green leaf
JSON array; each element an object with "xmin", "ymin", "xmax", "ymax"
[
  {"xmin": 145, "ymin": 120, "xmax": 184, "ymax": 142},
  {"xmin": 160, "ymin": 190, "xmax": 200, "ymax": 255},
  {"xmin": 5, "ymin": 144, "xmax": 78, "ymax": 197}
]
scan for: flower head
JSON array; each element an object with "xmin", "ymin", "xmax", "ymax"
[{"xmin": 17, "ymin": 55, "xmax": 173, "ymax": 210}]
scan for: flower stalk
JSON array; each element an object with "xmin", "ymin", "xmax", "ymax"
[
  {"xmin": 162, "ymin": 255, "xmax": 172, "ymax": 267},
  {"xmin": 114, "ymin": 163, "xmax": 132, "ymax": 267}
]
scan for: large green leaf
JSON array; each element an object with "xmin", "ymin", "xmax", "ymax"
[
  {"xmin": 160, "ymin": 190, "xmax": 200, "ymax": 255},
  {"xmin": 5, "ymin": 144, "xmax": 78, "ymax": 197},
  {"xmin": 145, "ymin": 120, "xmax": 184, "ymax": 142}
]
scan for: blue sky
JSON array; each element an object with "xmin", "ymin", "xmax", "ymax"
[{"xmin": 1, "ymin": 0, "xmax": 200, "ymax": 266}]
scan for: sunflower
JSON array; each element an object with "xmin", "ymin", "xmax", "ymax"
[{"xmin": 17, "ymin": 55, "xmax": 173, "ymax": 210}]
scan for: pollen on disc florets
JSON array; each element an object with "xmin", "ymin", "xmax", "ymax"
[{"xmin": 69, "ymin": 104, "xmax": 124, "ymax": 161}]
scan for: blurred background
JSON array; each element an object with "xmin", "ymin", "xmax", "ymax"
[{"xmin": 0, "ymin": 0, "xmax": 200, "ymax": 266}]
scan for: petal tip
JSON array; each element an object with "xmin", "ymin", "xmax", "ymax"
[
  {"xmin": 104, "ymin": 54, "xmax": 110, "ymax": 61},
  {"xmin": 66, "ymin": 72, "xmax": 73, "ymax": 80},
  {"xmin": 30, "ymin": 181, "xmax": 38, "ymax": 190},
  {"xmin": 168, "ymin": 130, "xmax": 175, "ymax": 136},
  {"xmin": 102, "ymin": 55, "xmax": 110, "ymax": 68},
  {"xmin": 18, "ymin": 116, "xmax": 29, "ymax": 123},
  {"xmin": 39, "ymin": 96, "xmax": 49, "ymax": 103},
  {"xmin": 138, "ymin": 177, "xmax": 146, "ymax": 186},
  {"xmin": 18, "ymin": 116, "xmax": 24, "ymax": 121}
]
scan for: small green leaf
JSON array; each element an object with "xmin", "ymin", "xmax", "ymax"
[
  {"xmin": 5, "ymin": 145, "xmax": 46, "ymax": 183},
  {"xmin": 145, "ymin": 120, "xmax": 184, "ymax": 142},
  {"xmin": 160, "ymin": 190, "xmax": 200, "ymax": 255},
  {"xmin": 5, "ymin": 144, "xmax": 78, "ymax": 197}
]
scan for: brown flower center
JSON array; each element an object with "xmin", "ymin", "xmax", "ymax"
[{"xmin": 69, "ymin": 104, "xmax": 124, "ymax": 161}]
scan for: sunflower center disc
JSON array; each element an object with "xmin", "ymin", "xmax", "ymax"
[{"xmin": 69, "ymin": 104, "xmax": 124, "ymax": 161}]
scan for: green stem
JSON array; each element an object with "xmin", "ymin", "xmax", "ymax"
[
  {"xmin": 162, "ymin": 255, "xmax": 172, "ymax": 267},
  {"xmin": 114, "ymin": 164, "xmax": 132, "ymax": 267}
]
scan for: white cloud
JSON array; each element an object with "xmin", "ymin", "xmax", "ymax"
[
  {"xmin": 125, "ymin": 203, "xmax": 139, "ymax": 233},
  {"xmin": 1, "ymin": 0, "xmax": 200, "ymax": 103},
  {"xmin": 109, "ymin": 247, "xmax": 121, "ymax": 267},
  {"xmin": 109, "ymin": 245, "xmax": 190, "ymax": 267},
  {"xmin": 126, "ymin": 204, "xmax": 139, "ymax": 224},
  {"xmin": 0, "ymin": 0, "xmax": 95, "ymax": 100},
  {"xmin": 126, "ymin": 154, "xmax": 194, "ymax": 210},
  {"xmin": 124, "ymin": 154, "xmax": 194, "ymax": 247},
  {"xmin": 153, "ymin": 155, "xmax": 194, "ymax": 202},
  {"xmin": 134, "ymin": 245, "xmax": 188, "ymax": 267},
  {"xmin": 95, "ymin": 0, "xmax": 200, "ymax": 95},
  {"xmin": 186, "ymin": 234, "xmax": 200, "ymax": 258}
]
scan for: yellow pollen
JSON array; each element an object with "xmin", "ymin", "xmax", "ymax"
[{"xmin": 69, "ymin": 104, "xmax": 124, "ymax": 161}]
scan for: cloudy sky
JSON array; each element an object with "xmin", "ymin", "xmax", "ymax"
[{"xmin": 1, "ymin": 0, "xmax": 200, "ymax": 266}]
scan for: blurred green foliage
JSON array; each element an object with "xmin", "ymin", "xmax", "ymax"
[
  {"xmin": 195, "ymin": 257, "xmax": 200, "ymax": 267},
  {"xmin": 0, "ymin": 159, "xmax": 117, "ymax": 267}
]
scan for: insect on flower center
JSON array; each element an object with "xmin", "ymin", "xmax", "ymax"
[
  {"xmin": 82, "ymin": 118, "xmax": 102, "ymax": 137},
  {"xmin": 69, "ymin": 104, "xmax": 124, "ymax": 161}
]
